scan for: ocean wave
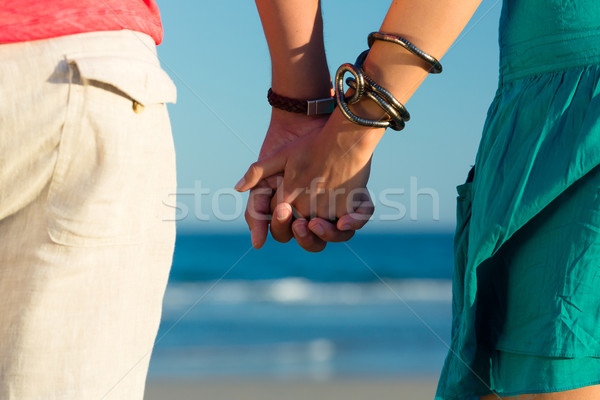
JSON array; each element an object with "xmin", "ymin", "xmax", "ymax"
[{"xmin": 162, "ymin": 278, "xmax": 452, "ymax": 308}]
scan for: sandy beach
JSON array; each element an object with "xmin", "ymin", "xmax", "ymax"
[{"xmin": 145, "ymin": 378, "xmax": 438, "ymax": 400}]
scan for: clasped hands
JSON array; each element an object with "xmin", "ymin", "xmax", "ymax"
[{"xmin": 235, "ymin": 108, "xmax": 378, "ymax": 252}]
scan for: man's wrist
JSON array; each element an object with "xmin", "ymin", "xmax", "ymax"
[
  {"xmin": 267, "ymin": 88, "xmax": 335, "ymax": 115},
  {"xmin": 270, "ymin": 74, "xmax": 332, "ymax": 100},
  {"xmin": 270, "ymin": 52, "xmax": 332, "ymax": 99}
]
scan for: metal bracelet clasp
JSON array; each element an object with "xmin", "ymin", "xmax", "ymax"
[{"xmin": 307, "ymin": 98, "xmax": 336, "ymax": 116}]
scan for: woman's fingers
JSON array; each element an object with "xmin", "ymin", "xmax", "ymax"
[
  {"xmin": 308, "ymin": 218, "xmax": 355, "ymax": 242},
  {"xmin": 292, "ymin": 219, "xmax": 327, "ymax": 252},
  {"xmin": 235, "ymin": 150, "xmax": 288, "ymax": 192}
]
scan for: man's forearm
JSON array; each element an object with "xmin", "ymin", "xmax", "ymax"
[{"xmin": 255, "ymin": 0, "xmax": 332, "ymax": 99}]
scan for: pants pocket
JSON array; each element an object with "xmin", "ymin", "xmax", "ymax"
[{"xmin": 46, "ymin": 53, "xmax": 177, "ymax": 247}]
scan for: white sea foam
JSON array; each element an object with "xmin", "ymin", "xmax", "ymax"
[{"xmin": 162, "ymin": 278, "xmax": 452, "ymax": 309}]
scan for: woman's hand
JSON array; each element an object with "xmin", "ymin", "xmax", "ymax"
[
  {"xmin": 238, "ymin": 110, "xmax": 382, "ymax": 246},
  {"xmin": 245, "ymin": 109, "xmax": 375, "ymax": 252}
]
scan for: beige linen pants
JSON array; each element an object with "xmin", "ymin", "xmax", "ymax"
[{"xmin": 0, "ymin": 31, "xmax": 177, "ymax": 399}]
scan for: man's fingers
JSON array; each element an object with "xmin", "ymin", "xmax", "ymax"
[
  {"xmin": 250, "ymin": 222, "xmax": 268, "ymax": 249},
  {"xmin": 338, "ymin": 197, "xmax": 375, "ymax": 231},
  {"xmin": 308, "ymin": 218, "xmax": 355, "ymax": 242},
  {"xmin": 245, "ymin": 185, "xmax": 274, "ymax": 249},
  {"xmin": 270, "ymin": 203, "xmax": 294, "ymax": 243},
  {"xmin": 235, "ymin": 151, "xmax": 287, "ymax": 192},
  {"xmin": 292, "ymin": 219, "xmax": 327, "ymax": 253}
]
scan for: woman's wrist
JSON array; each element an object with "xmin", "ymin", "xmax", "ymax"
[
  {"xmin": 321, "ymin": 108, "xmax": 385, "ymax": 159},
  {"xmin": 361, "ymin": 42, "xmax": 430, "ymax": 104}
]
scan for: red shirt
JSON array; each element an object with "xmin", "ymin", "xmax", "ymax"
[{"xmin": 0, "ymin": 0, "xmax": 163, "ymax": 45}]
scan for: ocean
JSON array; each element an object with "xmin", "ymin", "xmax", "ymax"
[{"xmin": 148, "ymin": 232, "xmax": 455, "ymax": 380}]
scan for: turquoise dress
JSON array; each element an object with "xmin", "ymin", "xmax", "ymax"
[{"xmin": 435, "ymin": 0, "xmax": 600, "ymax": 398}]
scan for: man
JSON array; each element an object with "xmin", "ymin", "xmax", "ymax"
[{"xmin": 0, "ymin": 1, "xmax": 175, "ymax": 398}]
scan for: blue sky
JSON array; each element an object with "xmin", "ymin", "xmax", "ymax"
[{"xmin": 155, "ymin": 0, "xmax": 502, "ymax": 233}]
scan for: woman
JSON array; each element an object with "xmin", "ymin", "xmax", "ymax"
[{"xmin": 237, "ymin": 0, "xmax": 600, "ymax": 398}]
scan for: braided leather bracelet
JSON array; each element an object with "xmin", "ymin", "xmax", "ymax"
[{"xmin": 267, "ymin": 88, "xmax": 336, "ymax": 116}]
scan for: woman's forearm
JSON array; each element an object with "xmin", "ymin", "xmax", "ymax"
[
  {"xmin": 255, "ymin": 0, "xmax": 332, "ymax": 99},
  {"xmin": 364, "ymin": 0, "xmax": 483, "ymax": 104},
  {"xmin": 342, "ymin": 0, "xmax": 483, "ymax": 151}
]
